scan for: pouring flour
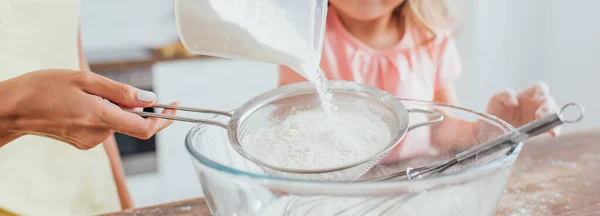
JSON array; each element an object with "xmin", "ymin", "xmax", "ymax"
[
  {"xmin": 176, "ymin": 0, "xmax": 334, "ymax": 111},
  {"xmin": 174, "ymin": 0, "xmax": 396, "ymax": 173}
]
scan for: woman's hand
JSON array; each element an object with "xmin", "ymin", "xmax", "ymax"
[
  {"xmin": 486, "ymin": 82, "xmax": 560, "ymax": 136},
  {"xmin": 0, "ymin": 69, "xmax": 178, "ymax": 149}
]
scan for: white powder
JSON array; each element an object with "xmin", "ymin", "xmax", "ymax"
[
  {"xmin": 242, "ymin": 108, "xmax": 390, "ymax": 170},
  {"xmin": 178, "ymin": 0, "xmax": 334, "ymax": 111}
]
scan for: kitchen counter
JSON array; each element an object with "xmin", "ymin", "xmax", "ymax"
[{"xmin": 105, "ymin": 128, "xmax": 600, "ymax": 216}]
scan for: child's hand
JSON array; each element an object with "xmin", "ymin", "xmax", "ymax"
[{"xmin": 486, "ymin": 82, "xmax": 560, "ymax": 137}]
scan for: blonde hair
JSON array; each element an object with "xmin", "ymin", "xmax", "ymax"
[{"xmin": 399, "ymin": 0, "xmax": 458, "ymax": 46}]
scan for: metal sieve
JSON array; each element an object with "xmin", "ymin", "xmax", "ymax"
[{"xmin": 131, "ymin": 80, "xmax": 443, "ymax": 181}]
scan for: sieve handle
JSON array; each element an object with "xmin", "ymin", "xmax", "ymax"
[
  {"xmin": 456, "ymin": 103, "xmax": 585, "ymax": 164},
  {"xmin": 127, "ymin": 104, "xmax": 232, "ymax": 128},
  {"xmin": 406, "ymin": 109, "xmax": 444, "ymax": 131}
]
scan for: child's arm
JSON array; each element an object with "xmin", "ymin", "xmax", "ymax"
[
  {"xmin": 428, "ymin": 37, "xmax": 501, "ymax": 153},
  {"xmin": 433, "ymin": 83, "xmax": 458, "ymax": 104},
  {"xmin": 278, "ymin": 66, "xmax": 307, "ymax": 87},
  {"xmin": 432, "ymin": 85, "xmax": 496, "ymax": 153}
]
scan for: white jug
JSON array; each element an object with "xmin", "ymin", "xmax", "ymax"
[{"xmin": 174, "ymin": 0, "xmax": 328, "ymax": 79}]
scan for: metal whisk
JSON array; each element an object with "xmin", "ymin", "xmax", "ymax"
[
  {"xmin": 278, "ymin": 103, "xmax": 584, "ymax": 216},
  {"xmin": 360, "ymin": 103, "xmax": 585, "ymax": 182},
  {"xmin": 280, "ymin": 195, "xmax": 420, "ymax": 216}
]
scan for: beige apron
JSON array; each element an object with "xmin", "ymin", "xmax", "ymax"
[{"xmin": 0, "ymin": 0, "xmax": 120, "ymax": 215}]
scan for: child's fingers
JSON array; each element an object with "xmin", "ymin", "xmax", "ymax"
[
  {"xmin": 547, "ymin": 97, "xmax": 558, "ymax": 111},
  {"xmin": 550, "ymin": 126, "xmax": 562, "ymax": 137},
  {"xmin": 535, "ymin": 106, "xmax": 548, "ymax": 119},
  {"xmin": 492, "ymin": 89, "xmax": 519, "ymax": 107},
  {"xmin": 521, "ymin": 82, "xmax": 550, "ymax": 98},
  {"xmin": 534, "ymin": 97, "xmax": 561, "ymax": 137},
  {"xmin": 534, "ymin": 97, "xmax": 557, "ymax": 118}
]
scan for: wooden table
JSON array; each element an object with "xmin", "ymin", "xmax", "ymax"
[{"xmin": 106, "ymin": 128, "xmax": 600, "ymax": 216}]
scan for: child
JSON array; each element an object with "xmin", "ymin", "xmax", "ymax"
[{"xmin": 279, "ymin": 0, "xmax": 559, "ymax": 161}]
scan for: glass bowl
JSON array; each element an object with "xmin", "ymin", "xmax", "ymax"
[{"xmin": 185, "ymin": 99, "xmax": 521, "ymax": 216}]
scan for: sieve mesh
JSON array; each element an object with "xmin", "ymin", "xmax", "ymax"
[
  {"xmin": 227, "ymin": 81, "xmax": 409, "ymax": 181},
  {"xmin": 237, "ymin": 93, "xmax": 401, "ymax": 147}
]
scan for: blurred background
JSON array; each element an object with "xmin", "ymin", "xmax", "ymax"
[{"xmin": 81, "ymin": 0, "xmax": 598, "ymax": 207}]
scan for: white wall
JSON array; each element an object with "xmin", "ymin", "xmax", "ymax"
[
  {"xmin": 454, "ymin": 0, "xmax": 548, "ymax": 110},
  {"xmin": 546, "ymin": 0, "xmax": 599, "ymax": 130},
  {"xmin": 454, "ymin": 0, "xmax": 595, "ymax": 130}
]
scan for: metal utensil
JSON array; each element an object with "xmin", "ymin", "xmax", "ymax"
[
  {"xmin": 279, "ymin": 103, "xmax": 584, "ymax": 216},
  {"xmin": 128, "ymin": 80, "xmax": 443, "ymax": 181},
  {"xmin": 360, "ymin": 103, "xmax": 585, "ymax": 182}
]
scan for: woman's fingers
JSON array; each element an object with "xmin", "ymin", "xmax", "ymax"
[
  {"xmin": 120, "ymin": 106, "xmax": 144, "ymax": 112},
  {"xmin": 142, "ymin": 102, "xmax": 180, "ymax": 135},
  {"xmin": 98, "ymin": 99, "xmax": 178, "ymax": 140},
  {"xmin": 99, "ymin": 101, "xmax": 152, "ymax": 139},
  {"xmin": 78, "ymin": 71, "xmax": 156, "ymax": 108},
  {"xmin": 80, "ymin": 72, "xmax": 178, "ymax": 140}
]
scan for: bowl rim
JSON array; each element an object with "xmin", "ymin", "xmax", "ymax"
[{"xmin": 185, "ymin": 98, "xmax": 522, "ymax": 187}]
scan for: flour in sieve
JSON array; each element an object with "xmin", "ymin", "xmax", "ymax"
[{"xmin": 242, "ymin": 108, "xmax": 391, "ymax": 170}]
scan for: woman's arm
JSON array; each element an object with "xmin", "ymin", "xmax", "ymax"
[
  {"xmin": 78, "ymin": 27, "xmax": 134, "ymax": 209},
  {"xmin": 0, "ymin": 79, "xmax": 24, "ymax": 147}
]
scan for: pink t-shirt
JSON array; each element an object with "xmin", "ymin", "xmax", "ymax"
[{"xmin": 279, "ymin": 7, "xmax": 463, "ymax": 161}]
